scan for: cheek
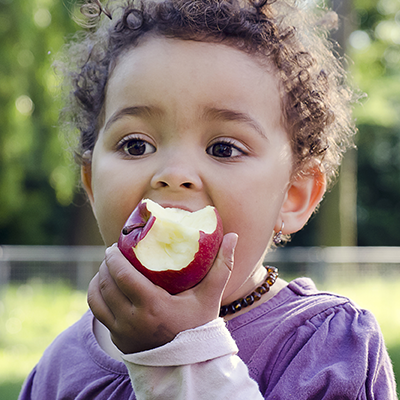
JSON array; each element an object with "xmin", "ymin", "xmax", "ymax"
[
  {"xmin": 224, "ymin": 205, "xmax": 275, "ymax": 260},
  {"xmin": 218, "ymin": 172, "xmax": 289, "ymax": 258},
  {"xmin": 91, "ymin": 164, "xmax": 144, "ymax": 245},
  {"xmin": 219, "ymin": 173, "xmax": 287, "ymax": 232},
  {"xmin": 92, "ymin": 187, "xmax": 126, "ymax": 245}
]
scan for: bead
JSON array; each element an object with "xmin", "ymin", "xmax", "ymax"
[
  {"xmin": 245, "ymin": 294, "xmax": 255, "ymax": 306},
  {"xmin": 267, "ymin": 276, "xmax": 276, "ymax": 285},
  {"xmin": 256, "ymin": 285, "xmax": 267, "ymax": 295},
  {"xmin": 231, "ymin": 300, "xmax": 242, "ymax": 313},
  {"xmin": 252, "ymin": 291, "xmax": 262, "ymax": 301},
  {"xmin": 261, "ymin": 283, "xmax": 270, "ymax": 292},
  {"xmin": 220, "ymin": 305, "xmax": 229, "ymax": 317},
  {"xmin": 241, "ymin": 298, "xmax": 249, "ymax": 308}
]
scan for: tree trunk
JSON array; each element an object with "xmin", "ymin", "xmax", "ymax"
[{"xmin": 316, "ymin": 0, "xmax": 358, "ymax": 247}]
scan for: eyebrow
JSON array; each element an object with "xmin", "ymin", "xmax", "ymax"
[
  {"xmin": 103, "ymin": 105, "xmax": 268, "ymax": 139},
  {"xmin": 202, "ymin": 107, "xmax": 267, "ymax": 139},
  {"xmin": 103, "ymin": 106, "xmax": 163, "ymax": 132}
]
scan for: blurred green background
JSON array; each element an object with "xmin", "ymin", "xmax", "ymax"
[
  {"xmin": 0, "ymin": 0, "xmax": 399, "ymax": 398},
  {"xmin": 0, "ymin": 0, "xmax": 399, "ymax": 247}
]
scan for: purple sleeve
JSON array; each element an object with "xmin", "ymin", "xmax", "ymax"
[
  {"xmin": 265, "ymin": 305, "xmax": 397, "ymax": 399},
  {"xmin": 18, "ymin": 368, "xmax": 36, "ymax": 400},
  {"xmin": 16, "ymin": 310, "xmax": 136, "ymax": 399}
]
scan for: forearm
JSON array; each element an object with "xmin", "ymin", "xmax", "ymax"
[{"xmin": 122, "ymin": 318, "xmax": 263, "ymax": 400}]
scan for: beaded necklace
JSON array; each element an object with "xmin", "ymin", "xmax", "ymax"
[{"xmin": 219, "ymin": 266, "xmax": 279, "ymax": 317}]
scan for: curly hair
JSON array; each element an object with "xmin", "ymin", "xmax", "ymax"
[{"xmin": 58, "ymin": 0, "xmax": 358, "ymax": 184}]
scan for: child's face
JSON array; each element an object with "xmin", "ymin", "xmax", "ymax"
[{"xmin": 83, "ymin": 36, "xmax": 294, "ymax": 301}]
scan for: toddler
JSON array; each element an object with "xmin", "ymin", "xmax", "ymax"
[{"xmin": 19, "ymin": 0, "xmax": 398, "ymax": 398}]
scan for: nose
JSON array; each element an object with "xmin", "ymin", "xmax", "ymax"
[{"xmin": 150, "ymin": 155, "xmax": 203, "ymax": 191}]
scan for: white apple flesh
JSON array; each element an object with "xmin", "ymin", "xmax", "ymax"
[{"xmin": 118, "ymin": 199, "xmax": 224, "ymax": 294}]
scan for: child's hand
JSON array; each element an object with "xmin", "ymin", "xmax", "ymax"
[{"xmin": 87, "ymin": 233, "xmax": 238, "ymax": 354}]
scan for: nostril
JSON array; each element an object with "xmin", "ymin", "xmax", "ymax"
[{"xmin": 182, "ymin": 182, "xmax": 192, "ymax": 189}]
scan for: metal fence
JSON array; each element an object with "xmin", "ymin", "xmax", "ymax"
[
  {"xmin": 0, "ymin": 245, "xmax": 105, "ymax": 291},
  {"xmin": 264, "ymin": 246, "xmax": 400, "ymax": 283},
  {"xmin": 1, "ymin": 245, "xmax": 400, "ymax": 290}
]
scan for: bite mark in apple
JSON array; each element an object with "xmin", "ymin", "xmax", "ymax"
[{"xmin": 118, "ymin": 199, "xmax": 223, "ymax": 294}]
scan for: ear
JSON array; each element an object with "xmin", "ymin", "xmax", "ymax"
[
  {"xmin": 81, "ymin": 151, "xmax": 95, "ymax": 210},
  {"xmin": 276, "ymin": 167, "xmax": 326, "ymax": 235}
]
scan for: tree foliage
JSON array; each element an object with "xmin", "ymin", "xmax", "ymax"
[
  {"xmin": 0, "ymin": 0, "xmax": 83, "ymax": 244},
  {"xmin": 350, "ymin": 0, "xmax": 400, "ymax": 245},
  {"xmin": 0, "ymin": 0, "xmax": 399, "ymax": 245}
]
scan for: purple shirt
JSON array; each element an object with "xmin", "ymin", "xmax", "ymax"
[{"xmin": 19, "ymin": 278, "xmax": 398, "ymax": 399}]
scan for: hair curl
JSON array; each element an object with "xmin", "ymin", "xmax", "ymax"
[{"xmin": 58, "ymin": 0, "xmax": 358, "ymax": 184}]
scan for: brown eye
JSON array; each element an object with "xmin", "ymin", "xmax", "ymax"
[
  {"xmin": 207, "ymin": 141, "xmax": 243, "ymax": 158},
  {"xmin": 212, "ymin": 143, "xmax": 233, "ymax": 157},
  {"xmin": 122, "ymin": 139, "xmax": 156, "ymax": 156}
]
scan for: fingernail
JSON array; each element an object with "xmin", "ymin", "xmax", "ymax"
[{"xmin": 230, "ymin": 233, "xmax": 239, "ymax": 251}]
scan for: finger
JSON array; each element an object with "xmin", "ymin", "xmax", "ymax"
[
  {"xmin": 104, "ymin": 245, "xmax": 163, "ymax": 304},
  {"xmin": 97, "ymin": 259, "xmax": 134, "ymax": 316},
  {"xmin": 87, "ymin": 271, "xmax": 116, "ymax": 327},
  {"xmin": 194, "ymin": 232, "xmax": 238, "ymax": 302}
]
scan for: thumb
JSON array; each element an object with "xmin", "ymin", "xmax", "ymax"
[{"xmin": 196, "ymin": 232, "xmax": 238, "ymax": 300}]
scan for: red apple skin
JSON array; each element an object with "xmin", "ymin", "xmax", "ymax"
[{"xmin": 117, "ymin": 201, "xmax": 224, "ymax": 295}]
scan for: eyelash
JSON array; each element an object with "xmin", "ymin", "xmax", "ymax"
[
  {"xmin": 117, "ymin": 135, "xmax": 156, "ymax": 157},
  {"xmin": 206, "ymin": 139, "xmax": 246, "ymax": 158}
]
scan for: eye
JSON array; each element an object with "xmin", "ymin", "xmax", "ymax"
[
  {"xmin": 206, "ymin": 140, "xmax": 244, "ymax": 158},
  {"xmin": 118, "ymin": 136, "xmax": 156, "ymax": 157}
]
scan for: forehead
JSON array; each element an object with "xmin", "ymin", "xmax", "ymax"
[
  {"xmin": 105, "ymin": 36, "xmax": 283, "ymax": 129},
  {"xmin": 110, "ymin": 35, "xmax": 278, "ymax": 88}
]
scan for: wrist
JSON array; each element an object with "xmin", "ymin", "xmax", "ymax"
[{"xmin": 122, "ymin": 318, "xmax": 237, "ymax": 366}]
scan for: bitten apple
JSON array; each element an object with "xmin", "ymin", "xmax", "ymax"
[{"xmin": 117, "ymin": 199, "xmax": 224, "ymax": 294}]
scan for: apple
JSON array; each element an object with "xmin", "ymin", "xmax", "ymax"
[{"xmin": 117, "ymin": 199, "xmax": 224, "ymax": 294}]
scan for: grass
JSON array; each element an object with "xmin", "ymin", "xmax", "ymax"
[
  {"xmin": 0, "ymin": 280, "xmax": 88, "ymax": 399},
  {"xmin": 0, "ymin": 277, "xmax": 399, "ymax": 399}
]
